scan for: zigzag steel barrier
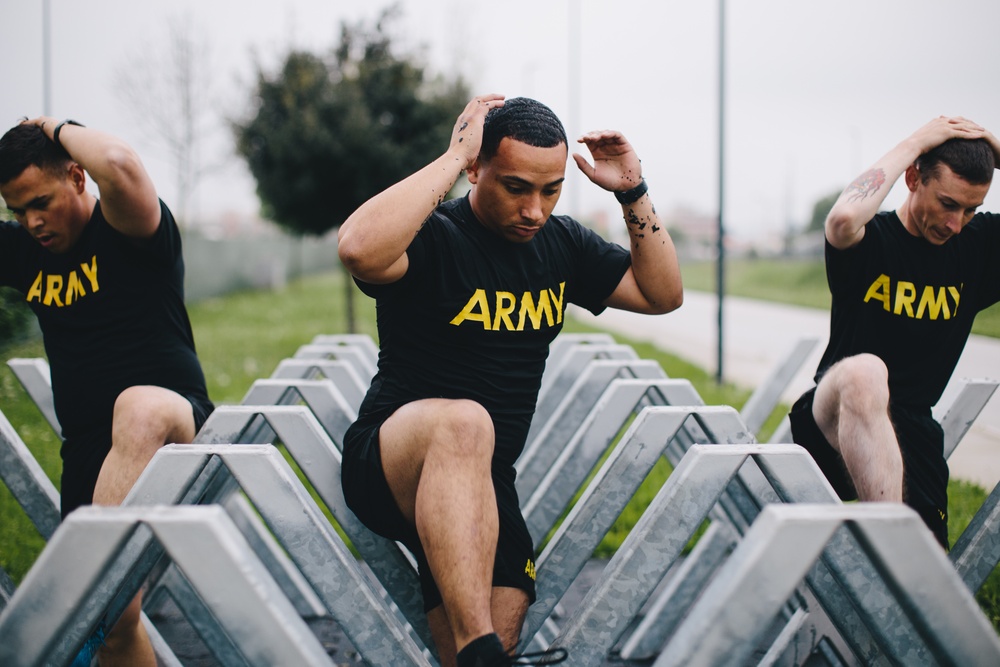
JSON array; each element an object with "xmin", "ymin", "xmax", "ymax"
[
  {"xmin": 529, "ymin": 343, "xmax": 638, "ymax": 444},
  {"xmin": 653, "ymin": 503, "xmax": 1000, "ymax": 667},
  {"xmin": 122, "ymin": 444, "xmax": 431, "ymax": 665},
  {"xmin": 0, "ymin": 505, "xmax": 338, "ymax": 667},
  {"xmin": 191, "ymin": 405, "xmax": 432, "ymax": 653},
  {"xmin": 269, "ymin": 357, "xmax": 367, "ymax": 409},
  {"xmin": 0, "ymin": 407, "xmax": 183, "ymax": 666},
  {"xmin": 515, "ymin": 359, "xmax": 667, "ymax": 496},
  {"xmin": 544, "ymin": 445, "xmax": 1000, "ymax": 667},
  {"xmin": 5, "ymin": 335, "xmax": 1000, "ymax": 666}
]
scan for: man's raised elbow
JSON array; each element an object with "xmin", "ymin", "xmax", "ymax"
[
  {"xmin": 337, "ymin": 240, "xmax": 368, "ymax": 277},
  {"xmin": 647, "ymin": 289, "xmax": 683, "ymax": 315},
  {"xmin": 824, "ymin": 209, "xmax": 863, "ymax": 249},
  {"xmin": 661, "ymin": 290, "xmax": 684, "ymax": 314}
]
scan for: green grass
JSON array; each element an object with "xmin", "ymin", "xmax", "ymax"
[
  {"xmin": 2, "ymin": 265, "xmax": 999, "ymax": 632},
  {"xmin": 0, "ymin": 338, "xmax": 60, "ymax": 582},
  {"xmin": 681, "ymin": 257, "xmax": 1000, "ymax": 338}
]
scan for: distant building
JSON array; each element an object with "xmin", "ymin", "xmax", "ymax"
[{"xmin": 664, "ymin": 206, "xmax": 722, "ymax": 260}]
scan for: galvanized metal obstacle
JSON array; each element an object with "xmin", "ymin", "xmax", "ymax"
[
  {"xmin": 542, "ymin": 444, "xmax": 1000, "ymax": 666},
  {"xmin": 518, "ymin": 335, "xmax": 819, "ymax": 509},
  {"xmin": 3, "ymin": 340, "xmax": 408, "ymax": 667},
  {"xmin": 503, "ymin": 339, "xmax": 1000, "ymax": 664},
  {"xmin": 310, "ymin": 333, "xmax": 380, "ymax": 369},
  {"xmin": 0, "ymin": 386, "xmax": 184, "ymax": 666},
  {"xmin": 649, "ymin": 502, "xmax": 1000, "ymax": 667},
  {"xmin": 530, "ymin": 342, "xmax": 639, "ymax": 445},
  {"xmin": 529, "ymin": 376, "xmax": 1000, "ymax": 665},
  {"xmin": 292, "ymin": 341, "xmax": 377, "ymax": 380},
  {"xmin": 240, "ymin": 377, "xmax": 357, "ymax": 444},
  {"xmin": 191, "ymin": 404, "xmax": 431, "ymax": 646},
  {"xmin": 268, "ymin": 357, "xmax": 367, "ymax": 409},
  {"xmin": 516, "ymin": 359, "xmax": 668, "ymax": 496},
  {"xmin": 4, "ymin": 333, "xmax": 1000, "ymax": 666},
  {"xmin": 519, "ymin": 348, "xmax": 825, "ymax": 549},
  {"xmin": 0, "ymin": 504, "xmax": 345, "ymax": 667},
  {"xmin": 0, "ymin": 439, "xmax": 434, "ymax": 666},
  {"xmin": 128, "ymin": 443, "xmax": 431, "ymax": 665},
  {"xmin": 5, "ymin": 357, "xmax": 59, "ymax": 433}
]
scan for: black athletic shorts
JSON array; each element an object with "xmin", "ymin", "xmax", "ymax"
[
  {"xmin": 789, "ymin": 386, "xmax": 949, "ymax": 549},
  {"xmin": 341, "ymin": 406, "xmax": 537, "ymax": 612},
  {"xmin": 59, "ymin": 392, "xmax": 214, "ymax": 519}
]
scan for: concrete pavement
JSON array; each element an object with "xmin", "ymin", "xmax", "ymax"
[{"xmin": 571, "ymin": 290, "xmax": 1000, "ymax": 490}]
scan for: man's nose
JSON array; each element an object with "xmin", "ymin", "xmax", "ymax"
[
  {"xmin": 521, "ymin": 194, "xmax": 544, "ymax": 223},
  {"xmin": 945, "ymin": 214, "xmax": 963, "ymax": 234},
  {"xmin": 25, "ymin": 210, "xmax": 44, "ymax": 230}
]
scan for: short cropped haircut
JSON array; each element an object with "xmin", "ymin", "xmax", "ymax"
[
  {"xmin": 0, "ymin": 123, "xmax": 71, "ymax": 185},
  {"xmin": 480, "ymin": 97, "xmax": 567, "ymax": 162},
  {"xmin": 916, "ymin": 138, "xmax": 995, "ymax": 186}
]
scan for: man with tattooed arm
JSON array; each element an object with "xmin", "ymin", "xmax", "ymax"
[
  {"xmin": 788, "ymin": 116, "xmax": 1000, "ymax": 548},
  {"xmin": 337, "ymin": 94, "xmax": 682, "ymax": 666}
]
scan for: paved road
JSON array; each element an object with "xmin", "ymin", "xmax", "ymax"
[{"xmin": 571, "ymin": 290, "xmax": 1000, "ymax": 490}]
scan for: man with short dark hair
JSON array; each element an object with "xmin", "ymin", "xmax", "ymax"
[
  {"xmin": 337, "ymin": 95, "xmax": 683, "ymax": 666},
  {"xmin": 789, "ymin": 116, "xmax": 1000, "ymax": 549},
  {"xmin": 0, "ymin": 117, "xmax": 213, "ymax": 666}
]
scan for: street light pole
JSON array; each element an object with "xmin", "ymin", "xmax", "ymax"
[
  {"xmin": 568, "ymin": 0, "xmax": 581, "ymax": 218},
  {"xmin": 715, "ymin": 0, "xmax": 727, "ymax": 385},
  {"xmin": 43, "ymin": 0, "xmax": 52, "ymax": 115}
]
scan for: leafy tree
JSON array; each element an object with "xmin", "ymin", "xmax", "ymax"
[
  {"xmin": 233, "ymin": 9, "xmax": 468, "ymax": 330},
  {"xmin": 234, "ymin": 11, "xmax": 468, "ymax": 234},
  {"xmin": 807, "ymin": 188, "xmax": 843, "ymax": 232}
]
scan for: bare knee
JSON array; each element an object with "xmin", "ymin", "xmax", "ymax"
[
  {"xmin": 820, "ymin": 354, "xmax": 891, "ymax": 419},
  {"xmin": 112, "ymin": 386, "xmax": 195, "ymax": 455},
  {"xmin": 427, "ymin": 399, "xmax": 495, "ymax": 462}
]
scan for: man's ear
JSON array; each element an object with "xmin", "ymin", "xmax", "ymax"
[
  {"xmin": 67, "ymin": 162, "xmax": 87, "ymax": 194},
  {"xmin": 904, "ymin": 164, "xmax": 921, "ymax": 192},
  {"xmin": 466, "ymin": 158, "xmax": 481, "ymax": 185}
]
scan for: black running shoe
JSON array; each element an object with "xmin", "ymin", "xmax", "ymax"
[{"xmin": 501, "ymin": 646, "xmax": 569, "ymax": 666}]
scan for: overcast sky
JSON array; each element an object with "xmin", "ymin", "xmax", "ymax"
[{"xmin": 2, "ymin": 0, "xmax": 999, "ymax": 241}]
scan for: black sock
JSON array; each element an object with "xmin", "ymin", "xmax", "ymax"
[{"xmin": 456, "ymin": 633, "xmax": 507, "ymax": 667}]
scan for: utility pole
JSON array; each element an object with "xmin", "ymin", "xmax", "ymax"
[
  {"xmin": 567, "ymin": 0, "xmax": 581, "ymax": 218},
  {"xmin": 43, "ymin": 0, "xmax": 52, "ymax": 115},
  {"xmin": 715, "ymin": 0, "xmax": 727, "ymax": 384}
]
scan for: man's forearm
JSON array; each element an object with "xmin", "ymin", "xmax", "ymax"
[
  {"xmin": 825, "ymin": 138, "xmax": 918, "ymax": 248},
  {"xmin": 337, "ymin": 150, "xmax": 467, "ymax": 282},
  {"xmin": 28, "ymin": 116, "xmax": 160, "ymax": 237},
  {"xmin": 826, "ymin": 116, "xmax": 989, "ymax": 249},
  {"xmin": 622, "ymin": 194, "xmax": 683, "ymax": 313}
]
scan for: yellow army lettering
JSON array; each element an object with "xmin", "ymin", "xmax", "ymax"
[
  {"xmin": 450, "ymin": 282, "xmax": 566, "ymax": 331},
  {"xmin": 863, "ymin": 273, "xmax": 962, "ymax": 321},
  {"xmin": 524, "ymin": 558, "xmax": 536, "ymax": 581},
  {"xmin": 25, "ymin": 255, "xmax": 99, "ymax": 307}
]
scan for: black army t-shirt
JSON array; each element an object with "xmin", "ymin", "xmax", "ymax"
[
  {"xmin": 354, "ymin": 195, "xmax": 632, "ymax": 466},
  {"xmin": 817, "ymin": 210, "xmax": 1000, "ymax": 408},
  {"xmin": 0, "ymin": 200, "xmax": 210, "ymax": 438}
]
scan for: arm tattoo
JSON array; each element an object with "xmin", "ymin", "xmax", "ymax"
[
  {"xmin": 845, "ymin": 168, "xmax": 887, "ymax": 203},
  {"xmin": 625, "ymin": 209, "xmax": 645, "ymax": 238}
]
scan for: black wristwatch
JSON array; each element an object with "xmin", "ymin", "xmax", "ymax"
[
  {"xmin": 52, "ymin": 119, "xmax": 84, "ymax": 150},
  {"xmin": 614, "ymin": 179, "xmax": 648, "ymax": 205}
]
